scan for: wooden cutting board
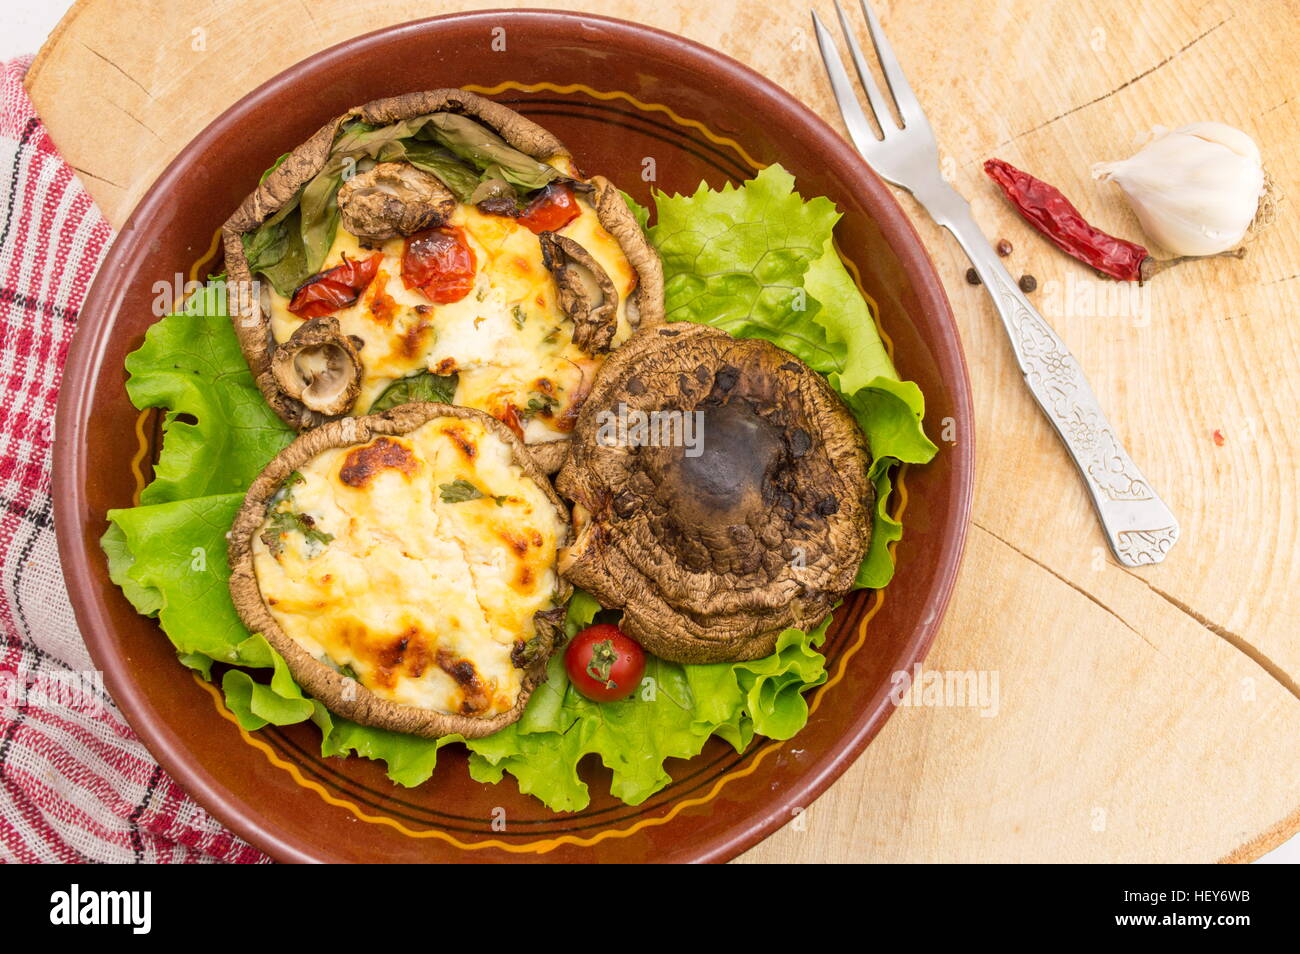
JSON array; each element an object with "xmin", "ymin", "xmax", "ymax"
[{"xmin": 28, "ymin": 0, "xmax": 1300, "ymax": 862}]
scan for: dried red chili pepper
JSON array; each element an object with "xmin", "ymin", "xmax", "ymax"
[
  {"xmin": 983, "ymin": 158, "xmax": 1148, "ymax": 281},
  {"xmin": 982, "ymin": 158, "xmax": 1244, "ymax": 283}
]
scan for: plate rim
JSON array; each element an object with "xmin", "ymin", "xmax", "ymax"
[{"xmin": 52, "ymin": 7, "xmax": 974, "ymax": 864}]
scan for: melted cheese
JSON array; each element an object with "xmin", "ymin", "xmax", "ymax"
[
  {"xmin": 266, "ymin": 194, "xmax": 639, "ymax": 443},
  {"xmin": 251, "ymin": 417, "xmax": 564, "ymax": 717}
]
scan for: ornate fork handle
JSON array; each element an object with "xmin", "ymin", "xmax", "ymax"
[
  {"xmin": 919, "ymin": 182, "xmax": 1180, "ymax": 566},
  {"xmin": 811, "ymin": 1, "xmax": 1179, "ymax": 566}
]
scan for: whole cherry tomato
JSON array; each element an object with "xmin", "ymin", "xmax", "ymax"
[
  {"xmin": 516, "ymin": 182, "xmax": 581, "ymax": 234},
  {"xmin": 401, "ymin": 226, "xmax": 477, "ymax": 304},
  {"xmin": 565, "ymin": 623, "xmax": 646, "ymax": 703},
  {"xmin": 288, "ymin": 252, "xmax": 383, "ymax": 318}
]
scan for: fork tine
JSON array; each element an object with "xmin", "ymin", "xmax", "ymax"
[
  {"xmin": 832, "ymin": 0, "xmax": 898, "ymax": 132},
  {"xmin": 811, "ymin": 10, "xmax": 883, "ymax": 153},
  {"xmin": 858, "ymin": 0, "xmax": 925, "ymax": 126}
]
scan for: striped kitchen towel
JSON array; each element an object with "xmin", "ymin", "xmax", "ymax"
[{"xmin": 0, "ymin": 55, "xmax": 267, "ymax": 864}]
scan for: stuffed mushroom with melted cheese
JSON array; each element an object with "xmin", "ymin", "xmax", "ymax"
[
  {"xmin": 227, "ymin": 404, "xmax": 571, "ymax": 738},
  {"xmin": 223, "ymin": 89, "xmax": 665, "ymax": 473}
]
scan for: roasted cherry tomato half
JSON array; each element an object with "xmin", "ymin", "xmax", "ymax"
[
  {"xmin": 516, "ymin": 182, "xmax": 581, "ymax": 235},
  {"xmin": 402, "ymin": 226, "xmax": 477, "ymax": 304},
  {"xmin": 497, "ymin": 402, "xmax": 525, "ymax": 441},
  {"xmin": 288, "ymin": 252, "xmax": 383, "ymax": 318},
  {"xmin": 565, "ymin": 623, "xmax": 646, "ymax": 703}
]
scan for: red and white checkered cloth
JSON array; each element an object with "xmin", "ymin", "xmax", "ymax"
[{"xmin": 0, "ymin": 57, "xmax": 267, "ymax": 864}]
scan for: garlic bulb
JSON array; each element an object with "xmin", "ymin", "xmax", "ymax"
[{"xmin": 1092, "ymin": 122, "xmax": 1264, "ymax": 256}]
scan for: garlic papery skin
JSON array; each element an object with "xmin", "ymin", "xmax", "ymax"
[{"xmin": 1092, "ymin": 122, "xmax": 1264, "ymax": 256}]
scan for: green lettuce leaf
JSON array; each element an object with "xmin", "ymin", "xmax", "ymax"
[
  {"xmin": 842, "ymin": 378, "xmax": 936, "ymax": 588},
  {"xmin": 312, "ymin": 702, "xmax": 459, "ymax": 788},
  {"xmin": 621, "ymin": 190, "xmax": 651, "ymax": 231},
  {"xmin": 221, "ymin": 634, "xmax": 315, "ymax": 730},
  {"xmin": 101, "ymin": 521, "xmax": 162, "ymax": 618},
  {"xmin": 125, "ymin": 283, "xmax": 294, "ymax": 504},
  {"xmin": 859, "ymin": 466, "xmax": 902, "ymax": 589},
  {"xmin": 651, "ymin": 169, "xmax": 844, "ymax": 368},
  {"xmin": 105, "ymin": 493, "xmax": 256, "ymax": 665}
]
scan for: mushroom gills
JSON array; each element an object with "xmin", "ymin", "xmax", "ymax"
[
  {"xmin": 673, "ymin": 400, "xmax": 785, "ymax": 506},
  {"xmin": 555, "ymin": 322, "xmax": 873, "ymax": 663}
]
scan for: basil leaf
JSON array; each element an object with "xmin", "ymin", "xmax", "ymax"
[
  {"xmin": 471, "ymin": 176, "xmax": 518, "ymax": 207},
  {"xmin": 298, "ymin": 157, "xmax": 349, "ymax": 276},
  {"xmin": 260, "ymin": 152, "xmax": 291, "ymax": 184},
  {"xmin": 253, "ymin": 212, "xmax": 308, "ymax": 298}
]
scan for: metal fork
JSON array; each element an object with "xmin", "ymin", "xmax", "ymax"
[{"xmin": 813, "ymin": 0, "xmax": 1179, "ymax": 567}]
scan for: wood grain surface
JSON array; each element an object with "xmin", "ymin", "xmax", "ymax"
[{"xmin": 27, "ymin": 0, "xmax": 1300, "ymax": 862}]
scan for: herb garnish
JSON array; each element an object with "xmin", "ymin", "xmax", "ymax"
[
  {"xmin": 261, "ymin": 509, "xmax": 334, "ymax": 557},
  {"xmin": 439, "ymin": 478, "xmax": 507, "ymax": 506}
]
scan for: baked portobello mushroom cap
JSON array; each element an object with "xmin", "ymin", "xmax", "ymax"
[
  {"xmin": 228, "ymin": 402, "xmax": 571, "ymax": 739},
  {"xmin": 556, "ymin": 323, "xmax": 873, "ymax": 663},
  {"xmin": 223, "ymin": 88, "xmax": 665, "ymax": 474}
]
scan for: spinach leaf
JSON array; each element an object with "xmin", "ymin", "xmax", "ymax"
[
  {"xmin": 419, "ymin": 113, "xmax": 559, "ymax": 191},
  {"xmin": 367, "ymin": 370, "xmax": 458, "ymax": 413},
  {"xmin": 397, "ymin": 142, "xmax": 482, "ymax": 201}
]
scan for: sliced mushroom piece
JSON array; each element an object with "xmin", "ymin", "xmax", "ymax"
[
  {"xmin": 556, "ymin": 322, "xmax": 874, "ymax": 663},
  {"xmin": 469, "ymin": 175, "xmax": 517, "ymax": 212},
  {"xmin": 270, "ymin": 317, "xmax": 363, "ymax": 416},
  {"xmin": 539, "ymin": 232, "xmax": 619, "ymax": 354},
  {"xmin": 337, "ymin": 161, "xmax": 457, "ymax": 244},
  {"xmin": 589, "ymin": 176, "xmax": 663, "ymax": 332}
]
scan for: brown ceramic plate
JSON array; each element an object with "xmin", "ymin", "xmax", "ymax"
[{"xmin": 53, "ymin": 9, "xmax": 972, "ymax": 863}]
